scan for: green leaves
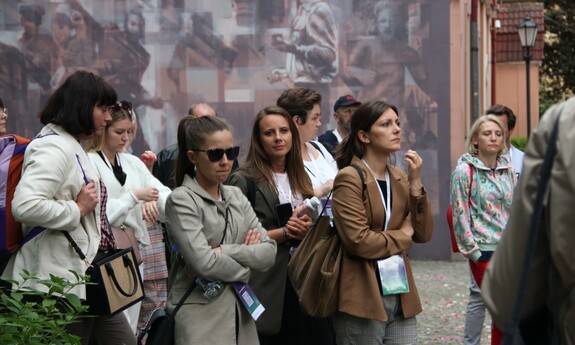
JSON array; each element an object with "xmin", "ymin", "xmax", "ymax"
[
  {"xmin": 541, "ymin": 1, "xmax": 575, "ymax": 114},
  {"xmin": 0, "ymin": 270, "xmax": 91, "ymax": 345}
]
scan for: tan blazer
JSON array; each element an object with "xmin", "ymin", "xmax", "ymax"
[
  {"xmin": 482, "ymin": 97, "xmax": 575, "ymax": 344},
  {"xmin": 331, "ymin": 157, "xmax": 433, "ymax": 321}
]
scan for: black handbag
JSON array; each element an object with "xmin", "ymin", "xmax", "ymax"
[
  {"xmin": 64, "ymin": 232, "xmax": 144, "ymax": 316},
  {"xmin": 137, "ymin": 281, "xmax": 197, "ymax": 345}
]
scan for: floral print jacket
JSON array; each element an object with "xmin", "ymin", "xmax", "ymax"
[{"xmin": 450, "ymin": 153, "xmax": 516, "ymax": 262}]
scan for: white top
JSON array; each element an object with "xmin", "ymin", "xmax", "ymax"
[
  {"xmin": 88, "ymin": 151, "xmax": 172, "ymax": 246},
  {"xmin": 273, "ymin": 171, "xmax": 303, "ymax": 208},
  {"xmin": 333, "ymin": 128, "xmax": 345, "ymax": 143},
  {"xmin": 503, "ymin": 145, "xmax": 525, "ymax": 178},
  {"xmin": 303, "ymin": 140, "xmax": 338, "ymax": 191}
]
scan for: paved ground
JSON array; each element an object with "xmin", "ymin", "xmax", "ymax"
[{"xmin": 411, "ymin": 259, "xmax": 492, "ymax": 344}]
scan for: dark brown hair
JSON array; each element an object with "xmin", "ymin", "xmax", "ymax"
[
  {"xmin": 174, "ymin": 115, "xmax": 232, "ymax": 187},
  {"xmin": 40, "ymin": 71, "xmax": 116, "ymax": 136},
  {"xmin": 239, "ymin": 106, "xmax": 313, "ymax": 198},
  {"xmin": 335, "ymin": 99, "xmax": 399, "ymax": 169},
  {"xmin": 486, "ymin": 104, "xmax": 516, "ymax": 130},
  {"xmin": 276, "ymin": 87, "xmax": 322, "ymax": 124}
]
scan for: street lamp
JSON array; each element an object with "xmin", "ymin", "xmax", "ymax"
[{"xmin": 516, "ymin": 16, "xmax": 538, "ymax": 138}]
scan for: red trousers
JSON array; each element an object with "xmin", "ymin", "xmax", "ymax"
[{"xmin": 469, "ymin": 260, "xmax": 502, "ymax": 345}]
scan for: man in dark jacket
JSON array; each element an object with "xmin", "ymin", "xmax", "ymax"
[
  {"xmin": 153, "ymin": 102, "xmax": 217, "ymax": 189},
  {"xmin": 318, "ymin": 95, "xmax": 361, "ymax": 155}
]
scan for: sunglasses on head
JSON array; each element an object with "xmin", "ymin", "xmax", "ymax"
[
  {"xmin": 109, "ymin": 100, "xmax": 132, "ymax": 113},
  {"xmin": 193, "ymin": 146, "xmax": 240, "ymax": 162}
]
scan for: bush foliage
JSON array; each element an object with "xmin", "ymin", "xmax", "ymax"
[{"xmin": 0, "ymin": 270, "xmax": 90, "ymax": 345}]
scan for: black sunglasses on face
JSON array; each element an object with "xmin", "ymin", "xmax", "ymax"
[
  {"xmin": 109, "ymin": 100, "xmax": 132, "ymax": 113},
  {"xmin": 193, "ymin": 146, "xmax": 240, "ymax": 162}
]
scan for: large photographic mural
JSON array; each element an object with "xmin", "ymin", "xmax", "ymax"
[{"xmin": 0, "ymin": 0, "xmax": 451, "ymax": 258}]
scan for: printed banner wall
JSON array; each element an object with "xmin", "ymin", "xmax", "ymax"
[{"xmin": 0, "ymin": 0, "xmax": 451, "ymax": 258}]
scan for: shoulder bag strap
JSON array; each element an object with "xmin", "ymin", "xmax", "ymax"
[
  {"xmin": 246, "ymin": 177, "xmax": 256, "ymax": 209},
  {"xmin": 309, "ymin": 141, "xmax": 326, "ymax": 158},
  {"xmin": 350, "ymin": 164, "xmax": 365, "ymax": 190},
  {"xmin": 503, "ymin": 115, "xmax": 560, "ymax": 345},
  {"xmin": 468, "ymin": 163, "xmax": 473, "ymax": 207},
  {"xmin": 171, "ymin": 280, "xmax": 198, "ymax": 317}
]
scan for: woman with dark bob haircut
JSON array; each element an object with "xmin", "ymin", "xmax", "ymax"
[
  {"xmin": 331, "ymin": 99, "xmax": 433, "ymax": 344},
  {"xmin": 2, "ymin": 71, "xmax": 137, "ymax": 344}
]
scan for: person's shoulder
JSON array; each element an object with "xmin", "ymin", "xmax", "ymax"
[
  {"xmin": 157, "ymin": 144, "xmax": 178, "ymax": 160},
  {"xmin": 120, "ymin": 152, "xmax": 148, "ymax": 169},
  {"xmin": 510, "ymin": 145, "xmax": 525, "ymax": 158},
  {"xmin": 227, "ymin": 169, "xmax": 249, "ymax": 186},
  {"xmin": 222, "ymin": 184, "xmax": 245, "ymax": 200},
  {"xmin": 318, "ymin": 130, "xmax": 335, "ymax": 141}
]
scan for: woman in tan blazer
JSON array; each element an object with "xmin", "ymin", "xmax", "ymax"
[{"xmin": 331, "ymin": 100, "xmax": 433, "ymax": 344}]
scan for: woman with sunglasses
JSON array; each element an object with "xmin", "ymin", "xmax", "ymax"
[
  {"xmin": 165, "ymin": 115, "xmax": 275, "ymax": 344},
  {"xmin": 331, "ymin": 100, "xmax": 433, "ymax": 344},
  {"xmin": 4, "ymin": 71, "xmax": 137, "ymax": 344},
  {"xmin": 86, "ymin": 100, "xmax": 172, "ymax": 334},
  {"xmin": 227, "ymin": 106, "xmax": 319, "ymax": 345}
]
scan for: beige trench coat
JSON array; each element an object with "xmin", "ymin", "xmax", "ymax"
[{"xmin": 165, "ymin": 176, "xmax": 276, "ymax": 345}]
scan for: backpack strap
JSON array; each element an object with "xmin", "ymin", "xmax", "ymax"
[
  {"xmin": 246, "ymin": 177, "xmax": 256, "ymax": 209},
  {"xmin": 309, "ymin": 141, "xmax": 326, "ymax": 159},
  {"xmin": 350, "ymin": 163, "xmax": 365, "ymax": 193}
]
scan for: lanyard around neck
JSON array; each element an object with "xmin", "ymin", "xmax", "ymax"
[{"xmin": 362, "ymin": 159, "xmax": 391, "ymax": 231}]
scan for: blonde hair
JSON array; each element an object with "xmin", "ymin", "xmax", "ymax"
[
  {"xmin": 85, "ymin": 103, "xmax": 133, "ymax": 152},
  {"xmin": 465, "ymin": 114, "xmax": 507, "ymax": 156}
]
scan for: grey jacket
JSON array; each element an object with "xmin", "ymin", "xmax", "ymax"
[
  {"xmin": 165, "ymin": 176, "xmax": 276, "ymax": 344},
  {"xmin": 482, "ymin": 97, "xmax": 575, "ymax": 345}
]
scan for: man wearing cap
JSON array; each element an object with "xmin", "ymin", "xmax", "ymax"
[{"xmin": 318, "ymin": 95, "xmax": 361, "ymax": 155}]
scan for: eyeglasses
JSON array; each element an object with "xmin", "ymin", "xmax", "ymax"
[
  {"xmin": 192, "ymin": 146, "xmax": 240, "ymax": 162},
  {"xmin": 109, "ymin": 101, "xmax": 132, "ymax": 113},
  {"xmin": 0, "ymin": 108, "xmax": 7, "ymax": 115}
]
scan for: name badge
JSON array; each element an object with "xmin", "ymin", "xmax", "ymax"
[
  {"xmin": 233, "ymin": 282, "xmax": 265, "ymax": 320},
  {"xmin": 377, "ymin": 254, "xmax": 410, "ymax": 295}
]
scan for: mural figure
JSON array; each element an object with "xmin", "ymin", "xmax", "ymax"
[
  {"xmin": 270, "ymin": 0, "xmax": 338, "ymax": 131},
  {"xmin": 18, "ymin": 4, "xmax": 56, "ymax": 91},
  {"xmin": 346, "ymin": 0, "xmax": 433, "ymax": 148}
]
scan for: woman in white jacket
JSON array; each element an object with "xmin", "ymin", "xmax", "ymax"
[
  {"xmin": 86, "ymin": 100, "xmax": 172, "ymax": 334},
  {"xmin": 4, "ymin": 71, "xmax": 136, "ymax": 344}
]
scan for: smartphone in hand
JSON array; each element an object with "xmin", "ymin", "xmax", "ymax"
[{"xmin": 275, "ymin": 202, "xmax": 293, "ymax": 227}]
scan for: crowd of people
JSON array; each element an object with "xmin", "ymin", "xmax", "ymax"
[{"xmin": 0, "ymin": 68, "xmax": 573, "ymax": 345}]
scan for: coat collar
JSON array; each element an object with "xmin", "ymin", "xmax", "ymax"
[{"xmin": 181, "ymin": 175, "xmax": 231, "ymax": 209}]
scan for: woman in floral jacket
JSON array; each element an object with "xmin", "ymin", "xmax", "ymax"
[{"xmin": 450, "ymin": 114, "xmax": 516, "ymax": 345}]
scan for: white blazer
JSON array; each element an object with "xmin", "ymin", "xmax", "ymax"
[{"xmin": 4, "ymin": 124, "xmax": 103, "ymax": 299}]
